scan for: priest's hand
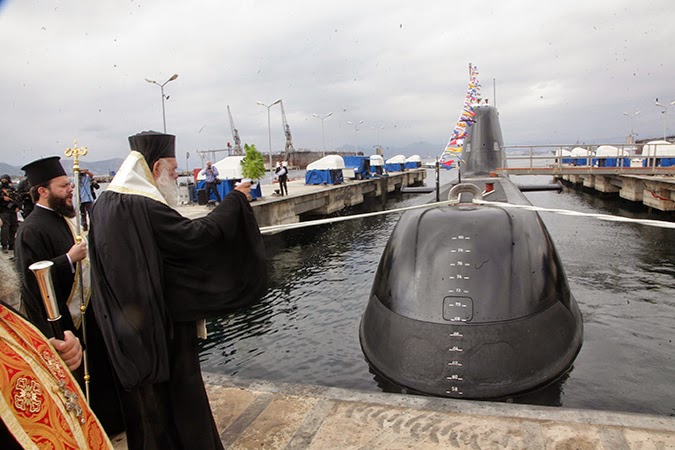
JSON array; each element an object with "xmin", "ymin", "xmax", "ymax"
[
  {"xmin": 235, "ymin": 181, "xmax": 252, "ymax": 199},
  {"xmin": 67, "ymin": 242, "xmax": 88, "ymax": 263},
  {"xmin": 49, "ymin": 331, "xmax": 82, "ymax": 371}
]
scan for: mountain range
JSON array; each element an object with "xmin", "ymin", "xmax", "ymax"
[
  {"xmin": 0, "ymin": 142, "xmax": 445, "ymax": 178},
  {"xmin": 0, "ymin": 159, "xmax": 126, "ymax": 178}
]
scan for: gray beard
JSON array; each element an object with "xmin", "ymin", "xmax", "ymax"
[{"xmin": 156, "ymin": 169, "xmax": 179, "ymax": 209}]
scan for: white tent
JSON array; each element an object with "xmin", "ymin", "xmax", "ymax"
[
  {"xmin": 595, "ymin": 145, "xmax": 629, "ymax": 157},
  {"xmin": 570, "ymin": 147, "xmax": 593, "ymax": 157},
  {"xmin": 306, "ymin": 155, "xmax": 345, "ymax": 170},
  {"xmin": 196, "ymin": 156, "xmax": 244, "ymax": 180},
  {"xmin": 369, "ymin": 155, "xmax": 385, "ymax": 167},
  {"xmin": 385, "ymin": 154, "xmax": 407, "ymax": 164},
  {"xmin": 643, "ymin": 140, "xmax": 675, "ymax": 157},
  {"xmin": 554, "ymin": 148, "xmax": 572, "ymax": 157},
  {"xmin": 405, "ymin": 155, "xmax": 422, "ymax": 163}
]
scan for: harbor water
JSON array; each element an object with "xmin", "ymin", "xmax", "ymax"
[{"xmin": 199, "ymin": 168, "xmax": 675, "ymax": 417}]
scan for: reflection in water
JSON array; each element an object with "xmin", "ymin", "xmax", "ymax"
[{"xmin": 200, "ymin": 170, "xmax": 675, "ymax": 417}]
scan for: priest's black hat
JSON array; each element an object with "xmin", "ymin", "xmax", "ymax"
[
  {"xmin": 128, "ymin": 131, "xmax": 176, "ymax": 169},
  {"xmin": 21, "ymin": 156, "xmax": 67, "ymax": 186}
]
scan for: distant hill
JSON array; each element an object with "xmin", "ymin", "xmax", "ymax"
[
  {"xmin": 0, "ymin": 158, "xmax": 125, "ymax": 180},
  {"xmin": 0, "ymin": 163, "xmax": 21, "ymax": 178},
  {"xmin": 78, "ymin": 158, "xmax": 125, "ymax": 176}
]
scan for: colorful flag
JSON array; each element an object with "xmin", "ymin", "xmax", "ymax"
[{"xmin": 441, "ymin": 63, "xmax": 481, "ymax": 157}]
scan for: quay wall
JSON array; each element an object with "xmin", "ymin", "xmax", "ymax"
[
  {"xmin": 251, "ymin": 169, "xmax": 426, "ymax": 228},
  {"xmin": 557, "ymin": 173, "xmax": 675, "ymax": 211}
]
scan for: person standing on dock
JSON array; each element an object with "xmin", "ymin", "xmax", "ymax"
[
  {"xmin": 89, "ymin": 131, "xmax": 267, "ymax": 450},
  {"xmin": 0, "ymin": 174, "xmax": 19, "ymax": 255},
  {"xmin": 275, "ymin": 161, "xmax": 288, "ymax": 196},
  {"xmin": 79, "ymin": 168, "xmax": 96, "ymax": 231},
  {"xmin": 199, "ymin": 160, "xmax": 222, "ymax": 204}
]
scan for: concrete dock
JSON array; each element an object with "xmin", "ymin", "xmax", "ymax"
[
  {"xmin": 109, "ymin": 375, "xmax": 675, "ymax": 449},
  {"xmin": 496, "ymin": 165, "xmax": 675, "ymax": 211}
]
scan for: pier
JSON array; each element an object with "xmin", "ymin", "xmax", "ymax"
[
  {"xmin": 110, "ymin": 376, "xmax": 675, "ymax": 449},
  {"xmin": 178, "ymin": 169, "xmax": 427, "ymax": 226},
  {"xmin": 557, "ymin": 172, "xmax": 675, "ymax": 211},
  {"xmin": 496, "ymin": 167, "xmax": 675, "ymax": 212},
  {"xmin": 495, "ymin": 151, "xmax": 675, "ymax": 211}
]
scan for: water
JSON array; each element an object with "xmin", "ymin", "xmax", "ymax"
[{"xmin": 199, "ymin": 168, "xmax": 675, "ymax": 417}]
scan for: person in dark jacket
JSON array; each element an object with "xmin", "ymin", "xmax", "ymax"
[{"xmin": 0, "ymin": 174, "xmax": 19, "ymax": 254}]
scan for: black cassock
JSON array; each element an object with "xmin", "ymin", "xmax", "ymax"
[
  {"xmin": 14, "ymin": 206, "xmax": 125, "ymax": 435},
  {"xmin": 89, "ymin": 189, "xmax": 267, "ymax": 450}
]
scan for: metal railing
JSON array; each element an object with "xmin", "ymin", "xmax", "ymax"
[{"xmin": 498, "ymin": 144, "xmax": 675, "ymax": 176}]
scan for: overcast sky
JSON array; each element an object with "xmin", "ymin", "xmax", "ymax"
[{"xmin": 1, "ymin": 0, "xmax": 673, "ymax": 167}]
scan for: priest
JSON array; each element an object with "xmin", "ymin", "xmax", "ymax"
[
  {"xmin": 13, "ymin": 156, "xmax": 125, "ymax": 436},
  {"xmin": 89, "ymin": 131, "xmax": 267, "ymax": 449}
]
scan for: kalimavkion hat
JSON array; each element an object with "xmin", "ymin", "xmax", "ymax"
[
  {"xmin": 128, "ymin": 131, "xmax": 176, "ymax": 169},
  {"xmin": 21, "ymin": 156, "xmax": 67, "ymax": 186}
]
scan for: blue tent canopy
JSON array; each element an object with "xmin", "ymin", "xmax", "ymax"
[
  {"xmin": 343, "ymin": 156, "xmax": 371, "ymax": 178},
  {"xmin": 305, "ymin": 169, "xmax": 344, "ymax": 185},
  {"xmin": 194, "ymin": 179, "xmax": 261, "ymax": 202}
]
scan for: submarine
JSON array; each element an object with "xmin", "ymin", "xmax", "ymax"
[{"xmin": 359, "ymin": 105, "xmax": 583, "ymax": 399}]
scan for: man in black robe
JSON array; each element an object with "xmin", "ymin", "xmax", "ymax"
[
  {"xmin": 13, "ymin": 156, "xmax": 125, "ymax": 436},
  {"xmin": 89, "ymin": 131, "xmax": 267, "ymax": 450}
]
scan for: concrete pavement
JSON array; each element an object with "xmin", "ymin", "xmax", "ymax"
[{"xmin": 111, "ymin": 375, "xmax": 675, "ymax": 449}]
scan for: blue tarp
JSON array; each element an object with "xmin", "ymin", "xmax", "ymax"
[
  {"xmin": 305, "ymin": 169, "xmax": 344, "ymax": 185},
  {"xmin": 343, "ymin": 156, "xmax": 370, "ymax": 178},
  {"xmin": 194, "ymin": 179, "xmax": 262, "ymax": 201},
  {"xmin": 643, "ymin": 158, "xmax": 675, "ymax": 167},
  {"xmin": 404, "ymin": 161, "xmax": 421, "ymax": 169},
  {"xmin": 384, "ymin": 163, "xmax": 404, "ymax": 172},
  {"xmin": 592, "ymin": 158, "xmax": 631, "ymax": 167}
]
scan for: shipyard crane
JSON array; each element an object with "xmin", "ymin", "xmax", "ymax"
[
  {"xmin": 279, "ymin": 100, "xmax": 295, "ymax": 163},
  {"xmin": 227, "ymin": 105, "xmax": 243, "ymax": 156}
]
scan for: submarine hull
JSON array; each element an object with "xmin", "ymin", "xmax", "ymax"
[
  {"xmin": 360, "ymin": 196, "xmax": 583, "ymax": 399},
  {"xmin": 360, "ymin": 105, "xmax": 583, "ymax": 399},
  {"xmin": 361, "ymin": 290, "xmax": 582, "ymax": 399}
]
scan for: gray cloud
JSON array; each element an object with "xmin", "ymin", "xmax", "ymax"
[{"xmin": 1, "ymin": 0, "xmax": 673, "ymax": 166}]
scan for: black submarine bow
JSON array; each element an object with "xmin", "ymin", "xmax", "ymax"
[{"xmin": 359, "ymin": 105, "xmax": 583, "ymax": 399}]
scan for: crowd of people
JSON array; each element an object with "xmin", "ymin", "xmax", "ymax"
[{"xmin": 1, "ymin": 131, "xmax": 267, "ymax": 449}]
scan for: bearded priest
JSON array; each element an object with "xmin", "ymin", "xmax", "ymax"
[
  {"xmin": 89, "ymin": 131, "xmax": 267, "ymax": 449},
  {"xmin": 14, "ymin": 156, "xmax": 124, "ymax": 437}
]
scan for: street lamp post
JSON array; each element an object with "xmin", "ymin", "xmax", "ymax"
[
  {"xmin": 257, "ymin": 99, "xmax": 282, "ymax": 181},
  {"xmin": 622, "ymin": 111, "xmax": 640, "ymax": 140},
  {"xmin": 655, "ymin": 100, "xmax": 675, "ymax": 141},
  {"xmin": 347, "ymin": 120, "xmax": 364, "ymax": 152},
  {"xmin": 145, "ymin": 74, "xmax": 179, "ymax": 133},
  {"xmin": 312, "ymin": 112, "xmax": 332, "ymax": 157},
  {"xmin": 370, "ymin": 125, "xmax": 385, "ymax": 149}
]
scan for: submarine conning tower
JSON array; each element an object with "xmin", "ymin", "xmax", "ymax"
[
  {"xmin": 359, "ymin": 105, "xmax": 583, "ymax": 400},
  {"xmin": 461, "ymin": 105, "xmax": 504, "ymax": 178}
]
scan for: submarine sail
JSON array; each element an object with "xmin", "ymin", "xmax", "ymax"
[{"xmin": 359, "ymin": 78, "xmax": 582, "ymax": 399}]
